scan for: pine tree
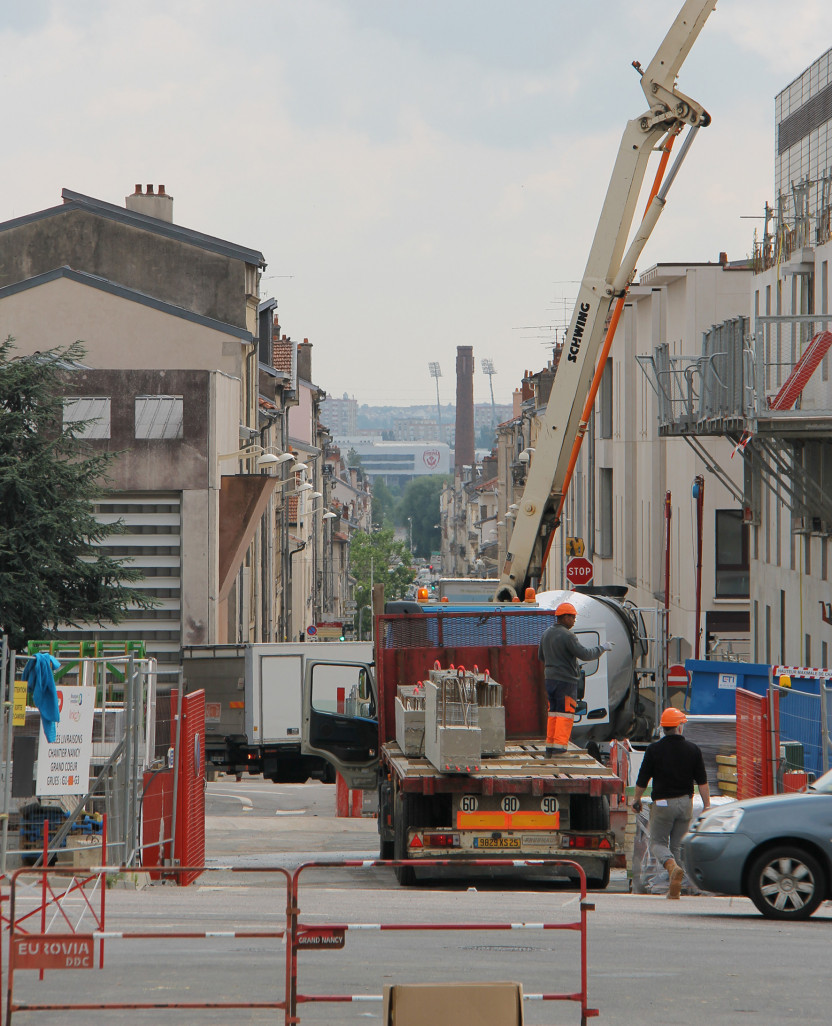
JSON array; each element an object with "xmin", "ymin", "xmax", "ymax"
[{"xmin": 0, "ymin": 337, "xmax": 155, "ymax": 650}]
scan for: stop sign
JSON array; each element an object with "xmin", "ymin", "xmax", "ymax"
[
  {"xmin": 565, "ymin": 556, "xmax": 594, "ymax": 585},
  {"xmin": 667, "ymin": 664, "xmax": 689, "ymax": 688}
]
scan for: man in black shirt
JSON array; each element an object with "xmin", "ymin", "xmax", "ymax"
[{"xmin": 632, "ymin": 707, "xmax": 710, "ymax": 898}]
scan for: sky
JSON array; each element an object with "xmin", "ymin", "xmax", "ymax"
[{"xmin": 3, "ymin": 0, "xmax": 832, "ymax": 406}]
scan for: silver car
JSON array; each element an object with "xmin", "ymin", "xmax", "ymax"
[{"xmin": 682, "ymin": 767, "xmax": 832, "ymax": 920}]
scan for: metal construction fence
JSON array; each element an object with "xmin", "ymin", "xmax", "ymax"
[
  {"xmin": 3, "ymin": 858, "xmax": 598, "ymax": 1025},
  {"xmin": 0, "ymin": 636, "xmax": 191, "ymax": 878},
  {"xmin": 736, "ymin": 670, "xmax": 832, "ymax": 798}
]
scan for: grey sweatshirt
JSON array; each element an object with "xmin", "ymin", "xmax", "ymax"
[{"xmin": 538, "ymin": 623, "xmax": 604, "ymax": 684}]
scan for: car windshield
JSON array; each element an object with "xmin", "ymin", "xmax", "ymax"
[{"xmin": 809, "ymin": 768, "xmax": 832, "ymax": 793}]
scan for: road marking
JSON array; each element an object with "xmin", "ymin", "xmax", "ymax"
[
  {"xmin": 207, "ymin": 793, "xmax": 253, "ymax": 809},
  {"xmin": 274, "ymin": 810, "xmax": 307, "ymax": 816},
  {"xmin": 208, "ymin": 786, "xmax": 292, "ymax": 795}
]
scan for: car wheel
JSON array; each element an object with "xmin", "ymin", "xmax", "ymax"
[{"xmin": 747, "ymin": 846, "xmax": 825, "ymax": 920}]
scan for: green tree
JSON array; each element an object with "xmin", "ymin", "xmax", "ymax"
[
  {"xmin": 371, "ymin": 477, "xmax": 396, "ymax": 529},
  {"xmin": 349, "ymin": 528, "xmax": 414, "ymax": 639},
  {"xmin": 0, "ymin": 338, "xmax": 155, "ymax": 650},
  {"xmin": 398, "ymin": 475, "xmax": 449, "ymax": 559}
]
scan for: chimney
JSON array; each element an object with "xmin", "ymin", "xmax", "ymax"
[
  {"xmin": 455, "ymin": 345, "xmax": 475, "ymax": 474},
  {"xmin": 125, "ymin": 183, "xmax": 174, "ymax": 223},
  {"xmin": 297, "ymin": 339, "xmax": 313, "ymax": 383},
  {"xmin": 719, "ymin": 251, "xmax": 728, "ymax": 266}
]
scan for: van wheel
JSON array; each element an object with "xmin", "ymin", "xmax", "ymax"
[{"xmin": 747, "ymin": 846, "xmax": 825, "ymax": 920}]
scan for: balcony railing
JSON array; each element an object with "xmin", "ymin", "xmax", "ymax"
[{"xmin": 645, "ymin": 315, "xmax": 832, "ymax": 434}]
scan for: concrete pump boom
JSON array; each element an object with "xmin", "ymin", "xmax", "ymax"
[{"xmin": 496, "ymin": 0, "xmax": 717, "ymax": 602}]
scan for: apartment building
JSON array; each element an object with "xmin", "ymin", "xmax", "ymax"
[{"xmin": 0, "ymin": 186, "xmax": 344, "ymax": 678}]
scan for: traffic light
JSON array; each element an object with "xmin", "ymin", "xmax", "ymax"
[{"xmin": 339, "ymin": 633, "xmax": 346, "ymax": 642}]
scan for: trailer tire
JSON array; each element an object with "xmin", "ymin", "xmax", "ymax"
[
  {"xmin": 393, "ymin": 794, "xmax": 427, "ymax": 886},
  {"xmin": 586, "ymin": 861, "xmax": 611, "ymax": 890}
]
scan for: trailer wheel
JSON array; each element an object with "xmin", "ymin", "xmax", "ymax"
[
  {"xmin": 569, "ymin": 795, "xmax": 610, "ymax": 831},
  {"xmin": 586, "ymin": 861, "xmax": 611, "ymax": 890},
  {"xmin": 393, "ymin": 794, "xmax": 426, "ymax": 886}
]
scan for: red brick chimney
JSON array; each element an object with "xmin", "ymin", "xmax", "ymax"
[{"xmin": 455, "ymin": 345, "xmax": 475, "ymax": 473}]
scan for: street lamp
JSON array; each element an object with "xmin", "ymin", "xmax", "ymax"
[
  {"xmin": 407, "ymin": 516, "xmax": 413, "ymax": 554},
  {"xmin": 218, "ymin": 445, "xmax": 292, "ymax": 467}
]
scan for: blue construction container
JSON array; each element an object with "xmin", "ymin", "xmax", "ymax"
[{"xmin": 684, "ymin": 661, "xmax": 771, "ymax": 715}]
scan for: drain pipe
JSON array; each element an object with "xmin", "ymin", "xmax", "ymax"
[
  {"xmin": 169, "ymin": 671, "xmax": 184, "ymax": 871},
  {"xmin": 288, "ymin": 542, "xmax": 306, "ymax": 642},
  {"xmin": 664, "ymin": 491, "xmax": 672, "ymax": 673},
  {"xmin": 693, "ymin": 475, "xmax": 705, "ymax": 659}
]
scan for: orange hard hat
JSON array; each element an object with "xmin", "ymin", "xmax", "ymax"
[
  {"xmin": 555, "ymin": 601, "xmax": 577, "ymax": 617},
  {"xmin": 660, "ymin": 707, "xmax": 687, "ymax": 728}
]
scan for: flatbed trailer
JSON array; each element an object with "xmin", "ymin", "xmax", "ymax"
[
  {"xmin": 378, "ymin": 737, "xmax": 621, "ymax": 888},
  {"xmin": 300, "ymin": 607, "xmax": 625, "ymax": 887}
]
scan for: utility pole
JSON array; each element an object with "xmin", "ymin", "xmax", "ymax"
[{"xmin": 428, "ymin": 362, "xmax": 442, "ymax": 442}]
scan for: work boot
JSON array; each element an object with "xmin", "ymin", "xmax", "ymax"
[
  {"xmin": 665, "ymin": 858, "xmax": 684, "ymax": 899},
  {"xmin": 546, "ymin": 746, "xmax": 566, "ymax": 757}
]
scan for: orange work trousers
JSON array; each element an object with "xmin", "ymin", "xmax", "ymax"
[{"xmin": 545, "ymin": 679, "xmax": 577, "ymax": 747}]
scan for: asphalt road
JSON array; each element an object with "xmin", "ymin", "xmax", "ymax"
[{"xmin": 6, "ymin": 775, "xmax": 830, "ymax": 1025}]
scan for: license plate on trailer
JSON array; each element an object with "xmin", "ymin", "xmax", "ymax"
[{"xmin": 473, "ymin": 837, "xmax": 521, "ymax": 849}]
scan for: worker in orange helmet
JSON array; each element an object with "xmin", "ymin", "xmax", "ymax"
[
  {"xmin": 632, "ymin": 707, "xmax": 711, "ymax": 899},
  {"xmin": 537, "ymin": 601, "xmax": 613, "ymax": 757}
]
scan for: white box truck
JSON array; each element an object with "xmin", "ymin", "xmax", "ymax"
[{"xmin": 182, "ymin": 642, "xmax": 373, "ymax": 782}]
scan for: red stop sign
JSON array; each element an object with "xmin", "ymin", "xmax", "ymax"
[{"xmin": 565, "ymin": 557, "xmax": 594, "ymax": 585}]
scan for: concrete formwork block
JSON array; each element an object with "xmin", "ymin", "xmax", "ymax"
[
  {"xmin": 424, "ymin": 680, "xmax": 481, "ymax": 774},
  {"xmin": 395, "ymin": 693, "xmax": 426, "ymax": 758},
  {"xmin": 478, "ymin": 706, "xmax": 506, "ymax": 757}
]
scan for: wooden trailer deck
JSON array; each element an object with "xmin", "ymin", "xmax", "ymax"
[{"xmin": 385, "ymin": 740, "xmax": 624, "ymax": 796}]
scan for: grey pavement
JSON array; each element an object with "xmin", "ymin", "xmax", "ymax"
[{"xmin": 4, "ymin": 774, "xmax": 830, "ymax": 1025}]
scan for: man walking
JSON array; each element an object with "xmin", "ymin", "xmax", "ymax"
[
  {"xmin": 538, "ymin": 601, "xmax": 613, "ymax": 756},
  {"xmin": 632, "ymin": 707, "xmax": 711, "ymax": 898}
]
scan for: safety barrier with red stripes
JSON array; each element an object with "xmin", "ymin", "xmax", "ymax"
[
  {"xmin": 4, "ymin": 858, "xmax": 599, "ymax": 1024},
  {"xmin": 5, "ymin": 865, "xmax": 291, "ymax": 1023},
  {"xmin": 289, "ymin": 858, "xmax": 598, "ymax": 1024},
  {"xmin": 736, "ymin": 687, "xmax": 779, "ymax": 799}
]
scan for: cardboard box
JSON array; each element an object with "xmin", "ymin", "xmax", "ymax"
[{"xmin": 382, "ymin": 981, "xmax": 524, "ymax": 1025}]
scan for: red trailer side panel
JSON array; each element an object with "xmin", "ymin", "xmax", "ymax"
[{"xmin": 376, "ymin": 609, "xmax": 559, "ymax": 744}]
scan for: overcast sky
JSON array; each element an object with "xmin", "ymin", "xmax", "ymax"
[{"xmin": 3, "ymin": 1, "xmax": 831, "ymax": 406}]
